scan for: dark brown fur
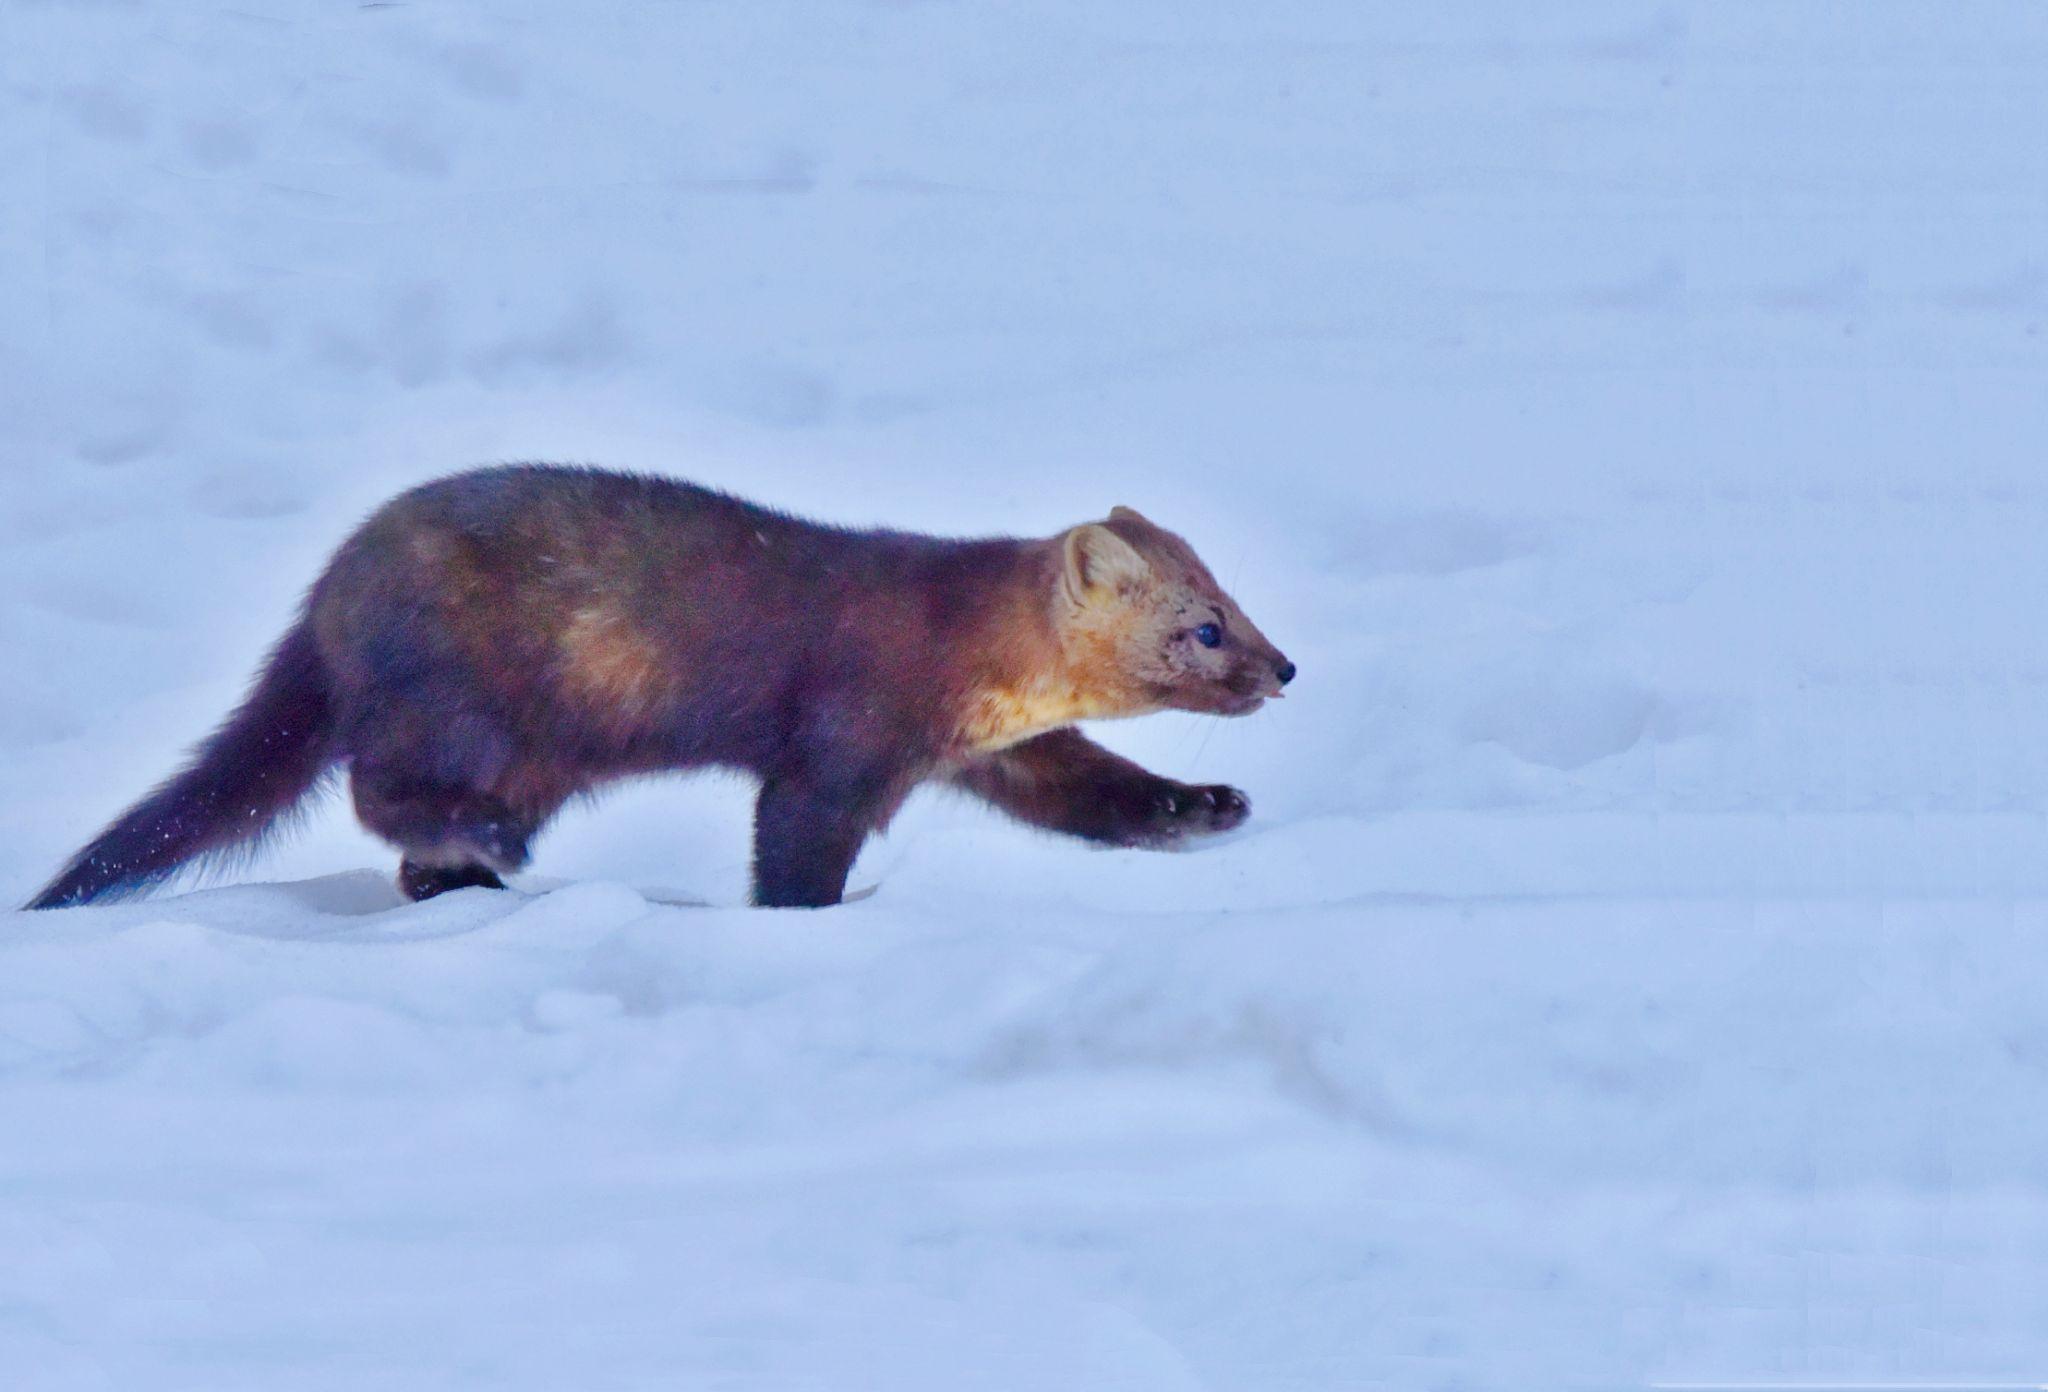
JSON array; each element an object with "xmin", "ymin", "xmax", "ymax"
[{"xmin": 28, "ymin": 464, "xmax": 1293, "ymax": 910}]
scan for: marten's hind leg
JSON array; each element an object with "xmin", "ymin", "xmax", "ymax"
[{"xmin": 350, "ymin": 747, "xmax": 561, "ymax": 902}]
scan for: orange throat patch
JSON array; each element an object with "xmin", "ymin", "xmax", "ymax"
[
  {"xmin": 957, "ymin": 675, "xmax": 1128, "ymax": 754},
  {"xmin": 952, "ymin": 569, "xmax": 1162, "ymax": 754},
  {"xmin": 957, "ymin": 614, "xmax": 1155, "ymax": 753}
]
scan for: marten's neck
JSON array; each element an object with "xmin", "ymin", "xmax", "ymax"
[{"xmin": 938, "ymin": 537, "xmax": 1142, "ymax": 755}]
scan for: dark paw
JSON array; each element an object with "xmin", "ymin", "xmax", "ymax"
[
  {"xmin": 399, "ymin": 860, "xmax": 507, "ymax": 903},
  {"xmin": 1140, "ymin": 783, "xmax": 1251, "ymax": 843}
]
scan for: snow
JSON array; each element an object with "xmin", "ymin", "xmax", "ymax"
[{"xmin": 5, "ymin": 1, "xmax": 2048, "ymax": 1386}]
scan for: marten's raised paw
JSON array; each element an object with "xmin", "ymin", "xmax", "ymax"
[{"xmin": 1138, "ymin": 782, "xmax": 1251, "ymax": 844}]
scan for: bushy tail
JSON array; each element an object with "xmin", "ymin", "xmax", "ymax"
[{"xmin": 27, "ymin": 619, "xmax": 338, "ymax": 909}]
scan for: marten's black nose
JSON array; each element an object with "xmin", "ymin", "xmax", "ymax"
[{"xmin": 1275, "ymin": 660, "xmax": 1296, "ymax": 686}]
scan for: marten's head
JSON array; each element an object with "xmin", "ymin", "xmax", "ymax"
[{"xmin": 1055, "ymin": 506, "xmax": 1294, "ymax": 718}]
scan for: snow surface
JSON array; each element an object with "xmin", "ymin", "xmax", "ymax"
[{"xmin": 6, "ymin": 2, "xmax": 2048, "ymax": 1387}]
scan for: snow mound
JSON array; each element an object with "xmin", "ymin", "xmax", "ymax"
[{"xmin": 7, "ymin": 881, "xmax": 2048, "ymax": 1388}]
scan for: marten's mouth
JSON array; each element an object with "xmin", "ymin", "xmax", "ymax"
[{"xmin": 1221, "ymin": 693, "xmax": 1267, "ymax": 716}]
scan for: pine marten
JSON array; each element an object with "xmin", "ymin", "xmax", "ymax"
[{"xmin": 27, "ymin": 464, "xmax": 1294, "ymax": 910}]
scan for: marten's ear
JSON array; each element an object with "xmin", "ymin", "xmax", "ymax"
[
  {"xmin": 1062, "ymin": 523, "xmax": 1150, "ymax": 606},
  {"xmin": 1108, "ymin": 505, "xmax": 1154, "ymax": 528}
]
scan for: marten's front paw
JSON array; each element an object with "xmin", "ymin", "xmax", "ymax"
[{"xmin": 1136, "ymin": 782, "xmax": 1251, "ymax": 843}]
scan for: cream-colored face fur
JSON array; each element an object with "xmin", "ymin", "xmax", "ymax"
[{"xmin": 1055, "ymin": 506, "xmax": 1292, "ymax": 717}]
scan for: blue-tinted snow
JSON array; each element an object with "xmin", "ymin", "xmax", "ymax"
[{"xmin": 5, "ymin": 3, "xmax": 2048, "ymax": 1387}]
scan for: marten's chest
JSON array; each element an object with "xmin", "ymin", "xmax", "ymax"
[{"xmin": 954, "ymin": 676, "xmax": 1124, "ymax": 754}]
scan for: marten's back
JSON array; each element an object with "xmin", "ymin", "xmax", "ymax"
[{"xmin": 306, "ymin": 464, "xmax": 1022, "ymax": 774}]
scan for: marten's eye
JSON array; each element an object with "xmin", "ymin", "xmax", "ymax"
[{"xmin": 1193, "ymin": 622, "xmax": 1223, "ymax": 649}]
